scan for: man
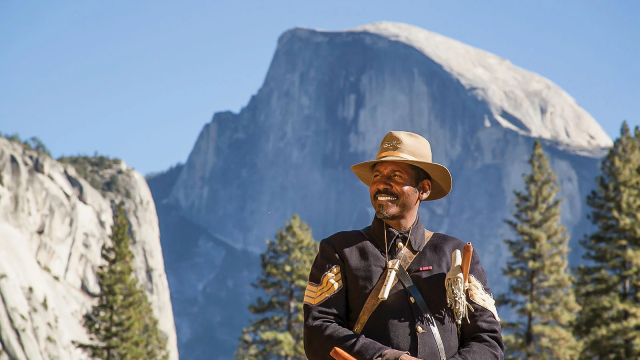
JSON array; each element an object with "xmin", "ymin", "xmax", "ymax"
[{"xmin": 303, "ymin": 131, "xmax": 504, "ymax": 360}]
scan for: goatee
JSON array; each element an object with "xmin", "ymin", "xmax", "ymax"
[{"xmin": 375, "ymin": 205, "xmax": 393, "ymax": 220}]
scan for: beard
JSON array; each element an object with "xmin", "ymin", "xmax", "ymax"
[{"xmin": 375, "ymin": 205, "xmax": 394, "ymax": 220}]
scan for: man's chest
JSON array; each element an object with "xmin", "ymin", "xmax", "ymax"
[
  {"xmin": 337, "ymin": 237, "xmax": 450, "ymax": 317},
  {"xmin": 334, "ymin": 235, "xmax": 459, "ymax": 357}
]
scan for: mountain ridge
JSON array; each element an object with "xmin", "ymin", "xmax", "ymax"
[{"xmin": 281, "ymin": 22, "xmax": 612, "ymax": 151}]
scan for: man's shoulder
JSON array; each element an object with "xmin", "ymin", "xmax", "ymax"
[
  {"xmin": 431, "ymin": 232, "xmax": 465, "ymax": 247},
  {"xmin": 427, "ymin": 232, "xmax": 467, "ymax": 255},
  {"xmin": 320, "ymin": 229, "xmax": 369, "ymax": 249},
  {"xmin": 428, "ymin": 233, "xmax": 489, "ymax": 270}
]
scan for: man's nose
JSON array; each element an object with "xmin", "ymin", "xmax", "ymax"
[{"xmin": 372, "ymin": 176, "xmax": 392, "ymax": 189}]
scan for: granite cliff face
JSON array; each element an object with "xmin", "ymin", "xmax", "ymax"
[
  {"xmin": 0, "ymin": 138, "xmax": 178, "ymax": 360},
  {"xmin": 151, "ymin": 22, "xmax": 611, "ymax": 359}
]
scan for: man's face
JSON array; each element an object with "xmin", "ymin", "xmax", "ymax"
[{"xmin": 369, "ymin": 162, "xmax": 427, "ymax": 221}]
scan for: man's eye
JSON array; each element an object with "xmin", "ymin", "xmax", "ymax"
[{"xmin": 393, "ymin": 174, "xmax": 400, "ymax": 178}]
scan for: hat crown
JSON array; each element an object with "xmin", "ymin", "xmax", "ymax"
[
  {"xmin": 376, "ymin": 131, "xmax": 432, "ymax": 162},
  {"xmin": 350, "ymin": 130, "xmax": 452, "ymax": 201}
]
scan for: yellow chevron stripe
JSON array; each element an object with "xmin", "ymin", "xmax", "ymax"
[
  {"xmin": 304, "ymin": 266, "xmax": 343, "ymax": 306},
  {"xmin": 304, "ymin": 280, "xmax": 342, "ymax": 305},
  {"xmin": 304, "ymin": 277, "xmax": 342, "ymax": 301},
  {"xmin": 306, "ymin": 266, "xmax": 340, "ymax": 293},
  {"xmin": 304, "ymin": 273, "xmax": 342, "ymax": 296},
  {"xmin": 305, "ymin": 268, "xmax": 341, "ymax": 298}
]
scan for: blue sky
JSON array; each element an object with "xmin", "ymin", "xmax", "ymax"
[{"xmin": 1, "ymin": 1, "xmax": 638, "ymax": 175}]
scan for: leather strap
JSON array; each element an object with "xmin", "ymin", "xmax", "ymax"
[
  {"xmin": 397, "ymin": 265, "xmax": 446, "ymax": 360},
  {"xmin": 352, "ymin": 228, "xmax": 434, "ymax": 334}
]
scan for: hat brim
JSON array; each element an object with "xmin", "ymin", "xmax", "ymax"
[{"xmin": 350, "ymin": 156, "xmax": 452, "ymax": 201}]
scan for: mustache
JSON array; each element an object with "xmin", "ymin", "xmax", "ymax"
[{"xmin": 373, "ymin": 190, "xmax": 398, "ymax": 198}]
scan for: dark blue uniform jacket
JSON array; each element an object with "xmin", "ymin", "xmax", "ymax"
[{"xmin": 303, "ymin": 216, "xmax": 504, "ymax": 360}]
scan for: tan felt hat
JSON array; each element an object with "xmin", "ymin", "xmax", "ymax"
[{"xmin": 350, "ymin": 131, "xmax": 452, "ymax": 201}]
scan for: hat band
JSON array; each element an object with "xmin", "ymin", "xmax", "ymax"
[{"xmin": 376, "ymin": 151, "xmax": 419, "ymax": 161}]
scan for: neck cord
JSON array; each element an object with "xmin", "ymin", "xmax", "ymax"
[
  {"xmin": 384, "ymin": 222, "xmax": 388, "ymax": 264},
  {"xmin": 383, "ymin": 221, "xmax": 413, "ymax": 265}
]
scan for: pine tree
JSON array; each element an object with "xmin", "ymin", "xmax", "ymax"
[
  {"xmin": 235, "ymin": 214, "xmax": 317, "ymax": 360},
  {"xmin": 574, "ymin": 122, "xmax": 640, "ymax": 359},
  {"xmin": 78, "ymin": 203, "xmax": 169, "ymax": 360},
  {"xmin": 501, "ymin": 140, "xmax": 580, "ymax": 360}
]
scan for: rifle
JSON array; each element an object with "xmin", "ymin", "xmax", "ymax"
[{"xmin": 330, "ymin": 347, "xmax": 357, "ymax": 360}]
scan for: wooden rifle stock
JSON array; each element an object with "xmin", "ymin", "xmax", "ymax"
[
  {"xmin": 330, "ymin": 347, "xmax": 357, "ymax": 360},
  {"xmin": 461, "ymin": 242, "xmax": 473, "ymax": 289}
]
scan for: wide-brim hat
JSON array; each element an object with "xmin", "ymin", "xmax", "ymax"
[{"xmin": 350, "ymin": 131, "xmax": 452, "ymax": 201}]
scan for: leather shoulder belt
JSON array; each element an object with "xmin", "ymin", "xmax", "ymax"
[{"xmin": 353, "ymin": 227, "xmax": 432, "ymax": 333}]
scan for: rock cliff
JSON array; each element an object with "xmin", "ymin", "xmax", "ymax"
[
  {"xmin": 152, "ymin": 22, "xmax": 611, "ymax": 359},
  {"xmin": 0, "ymin": 138, "xmax": 178, "ymax": 360}
]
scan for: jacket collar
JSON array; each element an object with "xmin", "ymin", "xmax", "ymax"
[{"xmin": 370, "ymin": 214, "xmax": 427, "ymax": 253}]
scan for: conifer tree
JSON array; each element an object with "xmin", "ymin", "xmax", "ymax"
[
  {"xmin": 574, "ymin": 122, "xmax": 640, "ymax": 359},
  {"xmin": 236, "ymin": 214, "xmax": 317, "ymax": 360},
  {"xmin": 78, "ymin": 203, "xmax": 168, "ymax": 360},
  {"xmin": 501, "ymin": 140, "xmax": 580, "ymax": 360}
]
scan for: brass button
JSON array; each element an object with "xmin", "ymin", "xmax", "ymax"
[
  {"xmin": 416, "ymin": 325, "xmax": 424, "ymax": 333},
  {"xmin": 397, "ymin": 242, "xmax": 404, "ymax": 250},
  {"xmin": 410, "ymin": 296, "xmax": 415, "ymax": 303}
]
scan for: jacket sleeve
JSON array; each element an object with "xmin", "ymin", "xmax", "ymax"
[
  {"xmin": 450, "ymin": 250, "xmax": 504, "ymax": 360},
  {"xmin": 304, "ymin": 237, "xmax": 390, "ymax": 360}
]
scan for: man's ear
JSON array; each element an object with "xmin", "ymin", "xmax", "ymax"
[{"xmin": 418, "ymin": 179, "xmax": 432, "ymax": 201}]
